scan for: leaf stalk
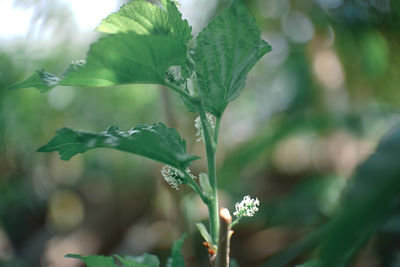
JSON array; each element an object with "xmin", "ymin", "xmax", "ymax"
[
  {"xmin": 183, "ymin": 170, "xmax": 209, "ymax": 204},
  {"xmin": 164, "ymin": 80, "xmax": 198, "ymax": 103}
]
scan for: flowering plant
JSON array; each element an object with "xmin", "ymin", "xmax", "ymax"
[{"xmin": 9, "ymin": 0, "xmax": 271, "ymax": 265}]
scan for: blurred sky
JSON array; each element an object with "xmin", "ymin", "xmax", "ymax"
[
  {"xmin": 0, "ymin": 1, "xmax": 118, "ymax": 38},
  {"xmin": 0, "ymin": 0, "xmax": 217, "ymax": 41}
]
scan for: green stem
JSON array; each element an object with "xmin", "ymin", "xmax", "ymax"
[
  {"xmin": 163, "ymin": 80, "xmax": 195, "ymax": 102},
  {"xmin": 197, "ymin": 104, "xmax": 219, "ymax": 245},
  {"xmin": 166, "ymin": 74, "xmax": 220, "ymax": 244},
  {"xmin": 214, "ymin": 116, "xmax": 221, "ymax": 145},
  {"xmin": 183, "ymin": 171, "xmax": 209, "ymax": 204},
  {"xmin": 230, "ymin": 216, "xmax": 241, "ymax": 228}
]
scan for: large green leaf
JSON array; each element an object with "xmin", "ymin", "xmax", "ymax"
[
  {"xmin": 66, "ymin": 253, "xmax": 159, "ymax": 267},
  {"xmin": 97, "ymin": 0, "xmax": 191, "ymax": 43},
  {"xmin": 265, "ymin": 125, "xmax": 400, "ymax": 267},
  {"xmin": 166, "ymin": 234, "xmax": 186, "ymax": 267},
  {"xmin": 9, "ymin": 33, "xmax": 186, "ymax": 92},
  {"xmin": 193, "ymin": 0, "xmax": 271, "ymax": 117},
  {"xmin": 8, "ymin": 0, "xmax": 191, "ymax": 93},
  {"xmin": 61, "ymin": 33, "xmax": 186, "ymax": 87},
  {"xmin": 38, "ymin": 123, "xmax": 198, "ymax": 169},
  {"xmin": 319, "ymin": 125, "xmax": 400, "ymax": 266}
]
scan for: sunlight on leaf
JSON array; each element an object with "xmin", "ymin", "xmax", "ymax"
[
  {"xmin": 8, "ymin": 0, "xmax": 190, "ymax": 93},
  {"xmin": 97, "ymin": 0, "xmax": 191, "ymax": 43}
]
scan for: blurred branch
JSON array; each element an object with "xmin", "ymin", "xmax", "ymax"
[{"xmin": 216, "ymin": 208, "xmax": 232, "ymax": 267}]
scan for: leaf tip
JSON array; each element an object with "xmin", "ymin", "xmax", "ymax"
[
  {"xmin": 263, "ymin": 41, "xmax": 273, "ymax": 53},
  {"xmin": 65, "ymin": 254, "xmax": 82, "ymax": 259},
  {"xmin": 36, "ymin": 146, "xmax": 46, "ymax": 153},
  {"xmin": 7, "ymin": 84, "xmax": 18, "ymax": 91}
]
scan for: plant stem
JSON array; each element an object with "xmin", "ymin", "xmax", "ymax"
[
  {"xmin": 164, "ymin": 80, "xmax": 195, "ymax": 102},
  {"xmin": 184, "ymin": 171, "xmax": 209, "ymax": 204},
  {"xmin": 197, "ymin": 104, "xmax": 219, "ymax": 245},
  {"xmin": 166, "ymin": 75, "xmax": 220, "ymax": 245},
  {"xmin": 230, "ymin": 216, "xmax": 241, "ymax": 228},
  {"xmin": 214, "ymin": 116, "xmax": 221, "ymax": 144},
  {"xmin": 216, "ymin": 208, "xmax": 232, "ymax": 267}
]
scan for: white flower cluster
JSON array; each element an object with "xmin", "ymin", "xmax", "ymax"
[
  {"xmin": 161, "ymin": 166, "xmax": 183, "ymax": 190},
  {"xmin": 233, "ymin": 195, "xmax": 260, "ymax": 217},
  {"xmin": 185, "ymin": 167, "xmax": 196, "ymax": 180},
  {"xmin": 195, "ymin": 114, "xmax": 215, "ymax": 142},
  {"xmin": 161, "ymin": 166, "xmax": 196, "ymax": 190}
]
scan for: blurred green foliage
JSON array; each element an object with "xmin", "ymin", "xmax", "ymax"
[{"xmin": 1, "ymin": 0, "xmax": 400, "ymax": 266}]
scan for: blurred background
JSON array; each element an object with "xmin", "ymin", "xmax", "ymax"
[{"xmin": 1, "ymin": 0, "xmax": 400, "ymax": 266}]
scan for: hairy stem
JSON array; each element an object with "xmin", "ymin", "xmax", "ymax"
[{"xmin": 197, "ymin": 104, "xmax": 219, "ymax": 245}]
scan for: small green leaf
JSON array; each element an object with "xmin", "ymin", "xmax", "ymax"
[
  {"xmin": 65, "ymin": 254, "xmax": 119, "ymax": 267},
  {"xmin": 295, "ymin": 260, "xmax": 322, "ymax": 267},
  {"xmin": 166, "ymin": 234, "xmax": 186, "ymax": 267},
  {"xmin": 230, "ymin": 259, "xmax": 240, "ymax": 267},
  {"xmin": 97, "ymin": 0, "xmax": 191, "ymax": 43},
  {"xmin": 115, "ymin": 253, "xmax": 160, "ymax": 267},
  {"xmin": 193, "ymin": 0, "xmax": 271, "ymax": 117},
  {"xmin": 7, "ymin": 69, "xmax": 60, "ymax": 93},
  {"xmin": 8, "ymin": 60, "xmax": 85, "ymax": 92},
  {"xmin": 199, "ymin": 173, "xmax": 213, "ymax": 199},
  {"xmin": 195, "ymin": 222, "xmax": 213, "ymax": 244},
  {"xmin": 66, "ymin": 253, "xmax": 160, "ymax": 267},
  {"xmin": 38, "ymin": 123, "xmax": 199, "ymax": 169}
]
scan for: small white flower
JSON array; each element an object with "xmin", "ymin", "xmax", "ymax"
[
  {"xmin": 185, "ymin": 167, "xmax": 197, "ymax": 180},
  {"xmin": 233, "ymin": 195, "xmax": 260, "ymax": 217},
  {"xmin": 161, "ymin": 166, "xmax": 184, "ymax": 190},
  {"xmin": 195, "ymin": 113, "xmax": 215, "ymax": 142},
  {"xmin": 161, "ymin": 166, "xmax": 196, "ymax": 190}
]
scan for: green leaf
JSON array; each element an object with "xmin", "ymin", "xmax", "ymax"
[
  {"xmin": 61, "ymin": 33, "xmax": 186, "ymax": 87},
  {"xmin": 38, "ymin": 123, "xmax": 198, "ymax": 169},
  {"xmin": 7, "ymin": 69, "xmax": 60, "ymax": 93},
  {"xmin": 65, "ymin": 254, "xmax": 119, "ymax": 267},
  {"xmin": 295, "ymin": 260, "xmax": 322, "ymax": 267},
  {"xmin": 199, "ymin": 173, "xmax": 213, "ymax": 199},
  {"xmin": 195, "ymin": 222, "xmax": 212, "ymax": 244},
  {"xmin": 8, "ymin": 0, "xmax": 191, "ymax": 93},
  {"xmin": 97, "ymin": 0, "xmax": 191, "ymax": 43},
  {"xmin": 166, "ymin": 234, "xmax": 186, "ymax": 267},
  {"xmin": 66, "ymin": 253, "xmax": 160, "ymax": 267},
  {"xmin": 115, "ymin": 253, "xmax": 160, "ymax": 267},
  {"xmin": 230, "ymin": 259, "xmax": 240, "ymax": 267},
  {"xmin": 9, "ymin": 33, "xmax": 187, "ymax": 92},
  {"xmin": 263, "ymin": 224, "xmax": 331, "ymax": 267},
  {"xmin": 319, "ymin": 124, "xmax": 400, "ymax": 266},
  {"xmin": 193, "ymin": 0, "xmax": 271, "ymax": 117}
]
